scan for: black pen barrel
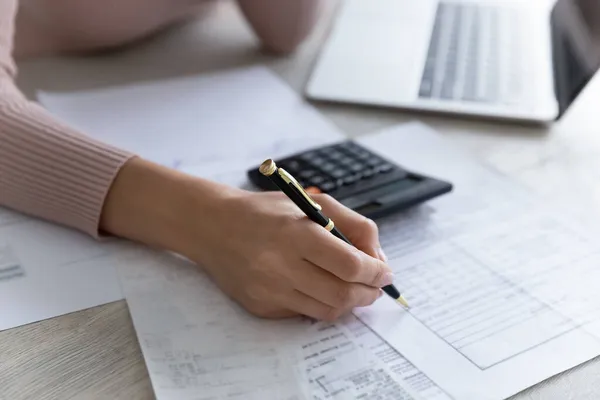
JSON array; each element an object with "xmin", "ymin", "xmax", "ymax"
[{"xmin": 262, "ymin": 166, "xmax": 329, "ymax": 226}]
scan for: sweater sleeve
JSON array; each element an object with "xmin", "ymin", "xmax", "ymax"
[{"xmin": 0, "ymin": 0, "xmax": 135, "ymax": 238}]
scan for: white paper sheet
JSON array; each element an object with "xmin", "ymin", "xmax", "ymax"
[
  {"xmin": 115, "ymin": 245, "xmax": 425, "ymax": 400},
  {"xmin": 38, "ymin": 66, "xmax": 343, "ymax": 169},
  {"xmin": 0, "ymin": 211, "xmax": 125, "ymax": 331},
  {"xmin": 0, "ymin": 66, "xmax": 345, "ymax": 332},
  {"xmin": 353, "ymin": 123, "xmax": 600, "ymax": 400},
  {"xmin": 300, "ymin": 320, "xmax": 420, "ymax": 400},
  {"xmin": 116, "ymin": 246, "xmax": 309, "ymax": 400},
  {"xmin": 340, "ymin": 314, "xmax": 451, "ymax": 400}
]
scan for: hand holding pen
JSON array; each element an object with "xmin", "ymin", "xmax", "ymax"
[
  {"xmin": 184, "ymin": 160, "xmax": 403, "ymax": 322},
  {"xmin": 259, "ymin": 159, "xmax": 408, "ymax": 308}
]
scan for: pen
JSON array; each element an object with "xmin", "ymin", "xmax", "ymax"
[{"xmin": 259, "ymin": 159, "xmax": 409, "ymax": 308}]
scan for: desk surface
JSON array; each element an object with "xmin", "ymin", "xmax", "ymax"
[{"xmin": 3, "ymin": 1, "xmax": 600, "ymax": 399}]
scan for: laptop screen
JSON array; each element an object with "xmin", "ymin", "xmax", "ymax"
[{"xmin": 551, "ymin": 0, "xmax": 600, "ymax": 116}]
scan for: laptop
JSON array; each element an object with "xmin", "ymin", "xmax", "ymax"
[{"xmin": 306, "ymin": 0, "xmax": 600, "ymax": 123}]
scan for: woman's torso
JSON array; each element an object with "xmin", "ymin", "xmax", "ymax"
[{"xmin": 13, "ymin": 0, "xmax": 215, "ymax": 58}]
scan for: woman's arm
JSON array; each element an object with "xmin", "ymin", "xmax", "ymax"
[
  {"xmin": 237, "ymin": 0, "xmax": 324, "ymax": 53},
  {"xmin": 0, "ymin": 0, "xmax": 135, "ymax": 237},
  {"xmin": 1, "ymin": 0, "xmax": 393, "ymax": 322}
]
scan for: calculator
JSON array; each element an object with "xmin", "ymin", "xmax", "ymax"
[{"xmin": 247, "ymin": 141, "xmax": 453, "ymax": 220}]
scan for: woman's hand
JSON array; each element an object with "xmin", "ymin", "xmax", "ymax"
[
  {"xmin": 189, "ymin": 190, "xmax": 394, "ymax": 321},
  {"xmin": 101, "ymin": 158, "xmax": 393, "ymax": 321}
]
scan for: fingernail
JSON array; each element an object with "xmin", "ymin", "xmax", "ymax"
[
  {"xmin": 381, "ymin": 272, "xmax": 395, "ymax": 287},
  {"xmin": 376, "ymin": 247, "xmax": 388, "ymax": 263}
]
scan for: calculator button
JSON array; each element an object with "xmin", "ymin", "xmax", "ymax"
[
  {"xmin": 311, "ymin": 156, "xmax": 326, "ymax": 166},
  {"xmin": 299, "ymin": 152, "xmax": 319, "ymax": 162},
  {"xmin": 319, "ymin": 181, "xmax": 337, "ymax": 192},
  {"xmin": 320, "ymin": 162, "xmax": 337, "ymax": 173},
  {"xmin": 287, "ymin": 160, "xmax": 302, "ymax": 170},
  {"xmin": 376, "ymin": 164, "xmax": 393, "ymax": 173},
  {"xmin": 343, "ymin": 174, "xmax": 360, "ymax": 185},
  {"xmin": 339, "ymin": 157, "xmax": 354, "ymax": 166},
  {"xmin": 310, "ymin": 175, "xmax": 325, "ymax": 185},
  {"xmin": 349, "ymin": 163, "xmax": 364, "ymax": 173},
  {"xmin": 281, "ymin": 160, "xmax": 301, "ymax": 172},
  {"xmin": 347, "ymin": 146, "xmax": 369, "ymax": 157},
  {"xmin": 362, "ymin": 168, "xmax": 375, "ymax": 179},
  {"xmin": 327, "ymin": 150, "xmax": 345, "ymax": 161},
  {"xmin": 299, "ymin": 170, "xmax": 317, "ymax": 179},
  {"xmin": 366, "ymin": 158, "xmax": 383, "ymax": 167},
  {"xmin": 330, "ymin": 168, "xmax": 346, "ymax": 179}
]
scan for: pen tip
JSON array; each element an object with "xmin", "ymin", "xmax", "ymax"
[{"xmin": 396, "ymin": 295, "xmax": 409, "ymax": 308}]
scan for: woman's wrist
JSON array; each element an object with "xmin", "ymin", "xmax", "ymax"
[{"xmin": 100, "ymin": 157, "xmax": 243, "ymax": 259}]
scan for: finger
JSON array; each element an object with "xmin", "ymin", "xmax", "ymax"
[
  {"xmin": 314, "ymin": 194, "xmax": 387, "ymax": 262},
  {"xmin": 292, "ymin": 259, "xmax": 382, "ymax": 309},
  {"xmin": 281, "ymin": 289, "xmax": 351, "ymax": 322},
  {"xmin": 296, "ymin": 221, "xmax": 394, "ymax": 288}
]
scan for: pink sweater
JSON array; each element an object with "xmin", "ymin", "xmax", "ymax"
[{"xmin": 0, "ymin": 0, "xmax": 320, "ymax": 237}]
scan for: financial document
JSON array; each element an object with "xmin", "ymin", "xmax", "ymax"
[
  {"xmin": 340, "ymin": 314, "xmax": 451, "ymax": 400},
  {"xmin": 300, "ymin": 320, "xmax": 419, "ymax": 400},
  {"xmin": 116, "ymin": 247, "xmax": 308, "ymax": 400},
  {"xmin": 354, "ymin": 123, "xmax": 600, "ymax": 400},
  {"xmin": 115, "ymin": 243, "xmax": 428, "ymax": 400}
]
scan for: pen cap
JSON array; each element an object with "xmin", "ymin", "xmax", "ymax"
[{"xmin": 259, "ymin": 159, "xmax": 277, "ymax": 177}]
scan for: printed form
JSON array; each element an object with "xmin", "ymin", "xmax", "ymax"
[
  {"xmin": 116, "ymin": 244, "xmax": 430, "ymax": 400},
  {"xmin": 354, "ymin": 123, "xmax": 600, "ymax": 400}
]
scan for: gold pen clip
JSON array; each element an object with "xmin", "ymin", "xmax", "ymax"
[{"xmin": 277, "ymin": 168, "xmax": 322, "ymax": 211}]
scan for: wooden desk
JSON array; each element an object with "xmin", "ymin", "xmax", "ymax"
[{"xmin": 3, "ymin": 1, "xmax": 600, "ymax": 398}]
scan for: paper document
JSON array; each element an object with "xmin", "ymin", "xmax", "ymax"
[
  {"xmin": 115, "ymin": 243, "xmax": 425, "ymax": 400},
  {"xmin": 0, "ymin": 211, "xmax": 124, "ymax": 331},
  {"xmin": 116, "ymin": 247, "xmax": 308, "ymax": 400},
  {"xmin": 38, "ymin": 66, "xmax": 343, "ymax": 169},
  {"xmin": 301, "ymin": 320, "xmax": 419, "ymax": 400},
  {"xmin": 340, "ymin": 314, "xmax": 451, "ymax": 400},
  {"xmin": 353, "ymin": 123, "xmax": 600, "ymax": 400}
]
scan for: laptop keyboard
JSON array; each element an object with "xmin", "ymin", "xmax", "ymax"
[{"xmin": 419, "ymin": 2, "xmax": 523, "ymax": 105}]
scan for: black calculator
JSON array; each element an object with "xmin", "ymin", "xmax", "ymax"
[{"xmin": 247, "ymin": 141, "xmax": 453, "ymax": 220}]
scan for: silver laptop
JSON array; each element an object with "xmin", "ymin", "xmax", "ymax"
[{"xmin": 306, "ymin": 0, "xmax": 600, "ymax": 123}]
